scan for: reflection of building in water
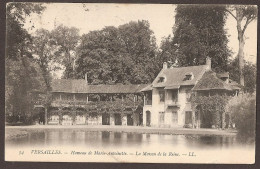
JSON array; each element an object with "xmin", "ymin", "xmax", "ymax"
[{"xmin": 32, "ymin": 57, "xmax": 240, "ymax": 128}]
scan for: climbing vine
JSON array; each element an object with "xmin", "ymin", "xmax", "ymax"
[{"xmin": 191, "ymin": 94, "xmax": 230, "ymax": 128}]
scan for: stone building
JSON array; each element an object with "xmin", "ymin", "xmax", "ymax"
[{"xmin": 141, "ymin": 57, "xmax": 240, "ymax": 128}]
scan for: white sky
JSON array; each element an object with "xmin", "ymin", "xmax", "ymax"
[{"xmin": 25, "ymin": 3, "xmax": 257, "ymax": 64}]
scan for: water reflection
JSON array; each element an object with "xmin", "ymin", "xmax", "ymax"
[{"xmin": 5, "ymin": 129, "xmax": 254, "ymax": 150}]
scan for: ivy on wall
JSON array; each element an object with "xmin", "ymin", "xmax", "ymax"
[{"xmin": 191, "ymin": 94, "xmax": 230, "ymax": 128}]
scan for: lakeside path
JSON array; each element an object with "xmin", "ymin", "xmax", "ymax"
[{"xmin": 6, "ymin": 125, "xmax": 237, "ymax": 138}]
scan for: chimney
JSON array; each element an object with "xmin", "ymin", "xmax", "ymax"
[
  {"xmin": 85, "ymin": 73, "xmax": 88, "ymax": 84},
  {"xmin": 163, "ymin": 62, "xmax": 168, "ymax": 69},
  {"xmin": 206, "ymin": 57, "xmax": 211, "ymax": 70}
]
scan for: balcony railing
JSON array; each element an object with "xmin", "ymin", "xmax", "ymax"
[
  {"xmin": 144, "ymin": 100, "xmax": 152, "ymax": 105},
  {"xmin": 50, "ymin": 99, "xmax": 143, "ymax": 110},
  {"xmin": 166, "ymin": 100, "xmax": 180, "ymax": 107}
]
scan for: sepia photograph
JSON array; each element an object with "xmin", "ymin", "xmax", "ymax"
[{"xmin": 5, "ymin": 2, "xmax": 257, "ymax": 163}]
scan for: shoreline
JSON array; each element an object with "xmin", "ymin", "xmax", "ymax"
[{"xmin": 5, "ymin": 125, "xmax": 237, "ymax": 137}]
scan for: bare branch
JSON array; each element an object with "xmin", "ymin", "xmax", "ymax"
[
  {"xmin": 225, "ymin": 8, "xmax": 237, "ymax": 21},
  {"xmin": 242, "ymin": 16, "xmax": 255, "ymax": 35}
]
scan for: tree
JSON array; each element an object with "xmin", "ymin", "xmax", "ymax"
[
  {"xmin": 228, "ymin": 57, "xmax": 256, "ymax": 93},
  {"xmin": 226, "ymin": 93, "xmax": 256, "ymax": 139},
  {"xmin": 32, "ymin": 29, "xmax": 60, "ymax": 91},
  {"xmin": 225, "ymin": 5, "xmax": 257, "ymax": 86},
  {"xmin": 75, "ymin": 20, "xmax": 159, "ymax": 84},
  {"xmin": 172, "ymin": 5, "xmax": 231, "ymax": 72},
  {"xmin": 51, "ymin": 25, "xmax": 80, "ymax": 79},
  {"xmin": 157, "ymin": 35, "xmax": 178, "ymax": 67},
  {"xmin": 5, "ymin": 3, "xmax": 45, "ymax": 123},
  {"xmin": 6, "ymin": 3, "xmax": 45, "ymax": 60}
]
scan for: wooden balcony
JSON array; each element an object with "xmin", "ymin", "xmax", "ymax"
[
  {"xmin": 50, "ymin": 99, "xmax": 143, "ymax": 111},
  {"xmin": 166, "ymin": 100, "xmax": 180, "ymax": 107}
]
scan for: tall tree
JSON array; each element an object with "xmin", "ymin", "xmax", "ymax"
[
  {"xmin": 51, "ymin": 25, "xmax": 80, "ymax": 79},
  {"xmin": 225, "ymin": 5, "xmax": 257, "ymax": 86},
  {"xmin": 32, "ymin": 29, "xmax": 60, "ymax": 91},
  {"xmin": 172, "ymin": 4, "xmax": 231, "ymax": 72},
  {"xmin": 75, "ymin": 20, "xmax": 158, "ymax": 84},
  {"xmin": 6, "ymin": 3, "xmax": 45, "ymax": 120}
]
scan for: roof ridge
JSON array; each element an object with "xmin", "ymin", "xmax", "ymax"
[{"xmin": 169, "ymin": 64, "xmax": 208, "ymax": 69}]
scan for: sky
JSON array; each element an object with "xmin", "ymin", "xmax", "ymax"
[{"xmin": 25, "ymin": 3, "xmax": 257, "ymax": 65}]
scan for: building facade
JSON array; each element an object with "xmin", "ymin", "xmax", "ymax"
[
  {"xmin": 141, "ymin": 57, "xmax": 240, "ymax": 128},
  {"xmin": 32, "ymin": 78, "xmax": 146, "ymax": 126},
  {"xmin": 32, "ymin": 57, "xmax": 240, "ymax": 128}
]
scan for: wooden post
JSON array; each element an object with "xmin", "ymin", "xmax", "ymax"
[
  {"xmin": 144, "ymin": 94, "xmax": 146, "ymax": 105},
  {"xmin": 198, "ymin": 111, "xmax": 201, "ymax": 128},
  {"xmin": 192, "ymin": 111, "xmax": 195, "ymax": 128},
  {"xmin": 177, "ymin": 89, "xmax": 179, "ymax": 102},
  {"xmin": 44, "ymin": 107, "xmax": 48, "ymax": 125}
]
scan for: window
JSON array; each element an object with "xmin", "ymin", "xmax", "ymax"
[
  {"xmin": 172, "ymin": 111, "xmax": 178, "ymax": 124},
  {"xmin": 184, "ymin": 73, "xmax": 194, "ymax": 81},
  {"xmin": 186, "ymin": 89, "xmax": 191, "ymax": 102},
  {"xmin": 159, "ymin": 91, "xmax": 165, "ymax": 102},
  {"xmin": 159, "ymin": 112, "xmax": 165, "ymax": 124},
  {"xmin": 158, "ymin": 77, "xmax": 165, "ymax": 83},
  {"xmin": 172, "ymin": 90, "xmax": 178, "ymax": 102}
]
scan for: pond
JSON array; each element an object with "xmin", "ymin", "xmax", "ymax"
[{"xmin": 5, "ymin": 129, "xmax": 255, "ymax": 163}]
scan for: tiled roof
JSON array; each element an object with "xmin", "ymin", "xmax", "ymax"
[
  {"xmin": 152, "ymin": 65, "xmax": 208, "ymax": 87},
  {"xmin": 140, "ymin": 84, "xmax": 153, "ymax": 92},
  {"xmin": 51, "ymin": 79, "xmax": 147, "ymax": 94},
  {"xmin": 229, "ymin": 80, "xmax": 241, "ymax": 90},
  {"xmin": 192, "ymin": 71, "xmax": 237, "ymax": 91}
]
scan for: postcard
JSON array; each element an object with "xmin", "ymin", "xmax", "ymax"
[{"xmin": 5, "ymin": 3, "xmax": 257, "ymax": 163}]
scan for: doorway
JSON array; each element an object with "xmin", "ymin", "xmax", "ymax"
[
  {"xmin": 102, "ymin": 113, "xmax": 110, "ymax": 125},
  {"xmin": 127, "ymin": 114, "xmax": 133, "ymax": 126},
  {"xmin": 114, "ymin": 113, "xmax": 122, "ymax": 125},
  {"xmin": 146, "ymin": 111, "xmax": 151, "ymax": 126}
]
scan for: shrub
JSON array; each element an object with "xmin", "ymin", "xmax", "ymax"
[{"xmin": 227, "ymin": 93, "xmax": 256, "ymax": 137}]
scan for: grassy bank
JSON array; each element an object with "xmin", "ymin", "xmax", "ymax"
[{"xmin": 5, "ymin": 130, "xmax": 28, "ymax": 140}]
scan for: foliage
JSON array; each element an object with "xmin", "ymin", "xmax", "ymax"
[
  {"xmin": 157, "ymin": 36, "xmax": 178, "ymax": 67},
  {"xmin": 51, "ymin": 25, "xmax": 80, "ymax": 78},
  {"xmin": 227, "ymin": 57, "xmax": 256, "ymax": 93},
  {"xmin": 191, "ymin": 95, "xmax": 229, "ymax": 128},
  {"xmin": 226, "ymin": 93, "xmax": 256, "ymax": 137},
  {"xmin": 5, "ymin": 53, "xmax": 46, "ymax": 118},
  {"xmin": 5, "ymin": 3, "xmax": 45, "ymax": 120},
  {"xmin": 6, "ymin": 2, "xmax": 45, "ymax": 60},
  {"xmin": 170, "ymin": 4, "xmax": 231, "ymax": 72},
  {"xmin": 75, "ymin": 20, "xmax": 159, "ymax": 84}
]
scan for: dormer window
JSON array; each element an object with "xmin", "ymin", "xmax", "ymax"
[
  {"xmin": 184, "ymin": 73, "xmax": 194, "ymax": 81},
  {"xmin": 158, "ymin": 77, "xmax": 165, "ymax": 83}
]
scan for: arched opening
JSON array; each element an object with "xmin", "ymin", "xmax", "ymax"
[
  {"xmin": 48, "ymin": 107, "xmax": 59, "ymax": 125},
  {"xmin": 75, "ymin": 108, "xmax": 86, "ymax": 125}
]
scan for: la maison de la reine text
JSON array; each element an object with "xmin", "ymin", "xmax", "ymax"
[{"xmin": 30, "ymin": 57, "xmax": 240, "ymax": 128}]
